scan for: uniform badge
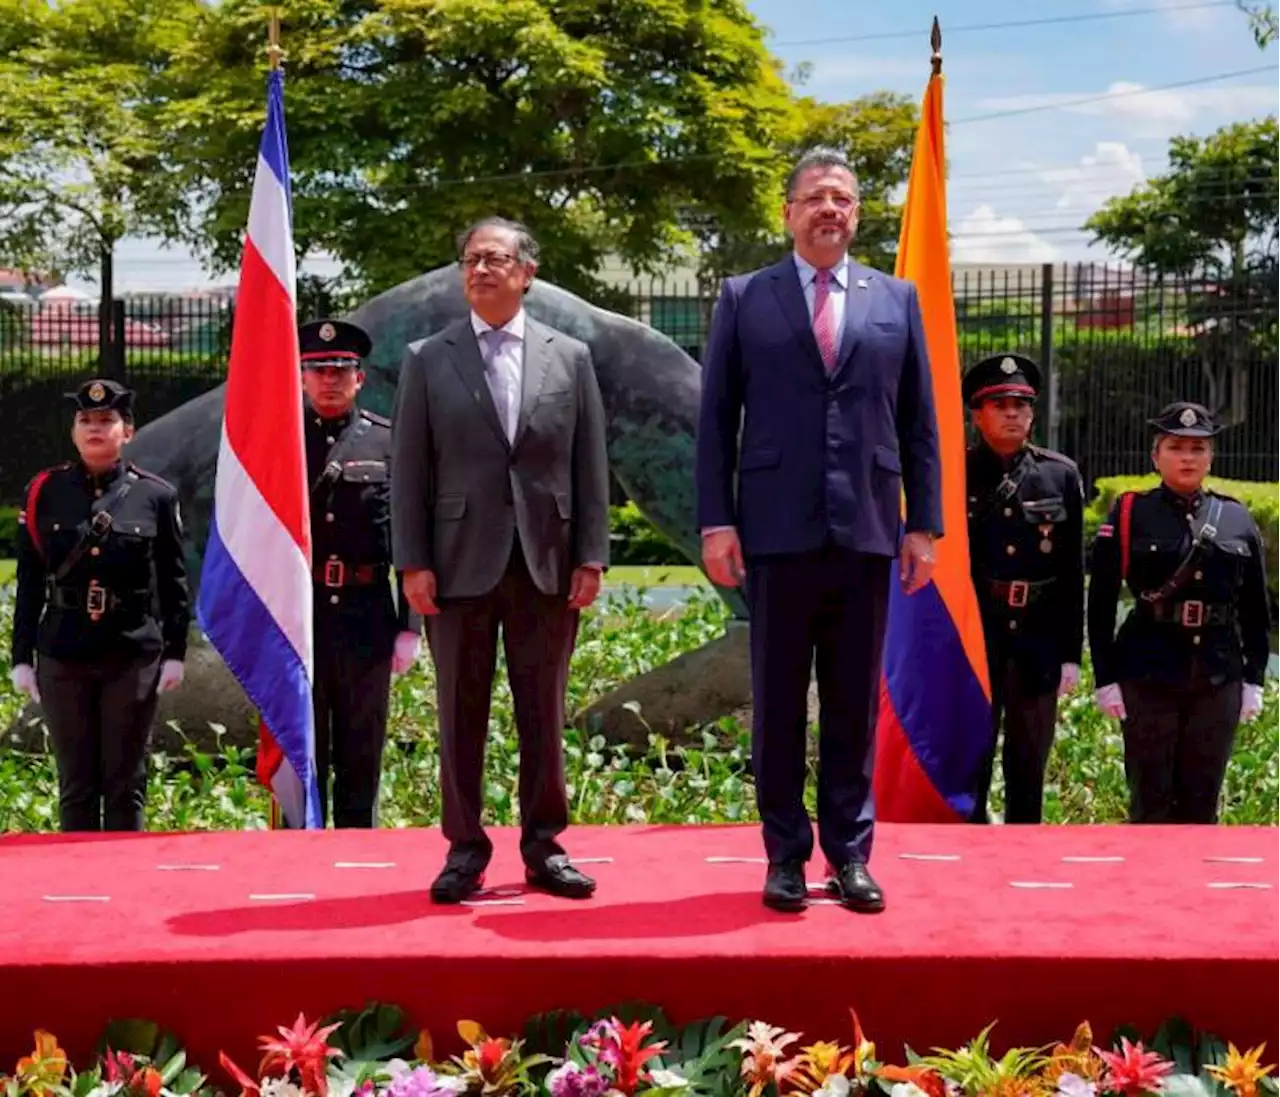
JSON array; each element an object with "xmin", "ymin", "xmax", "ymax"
[
  {"xmin": 1179, "ymin": 407, "xmax": 1197, "ymax": 427},
  {"xmin": 1000, "ymin": 357, "xmax": 1017, "ymax": 374},
  {"xmin": 319, "ymin": 322, "xmax": 337, "ymax": 342},
  {"xmin": 88, "ymin": 381, "xmax": 105, "ymax": 402},
  {"xmin": 1097, "ymin": 523, "xmax": 1113, "ymax": 538}
]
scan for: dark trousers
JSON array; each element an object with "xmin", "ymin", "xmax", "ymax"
[
  {"xmin": 744, "ymin": 541, "xmax": 891, "ymax": 868},
  {"xmin": 970, "ymin": 654, "xmax": 1058, "ymax": 824},
  {"xmin": 1120, "ymin": 677, "xmax": 1241, "ymax": 823},
  {"xmin": 312, "ymin": 614, "xmax": 393, "ymax": 828},
  {"xmin": 36, "ymin": 650, "xmax": 162, "ymax": 832},
  {"xmin": 424, "ymin": 543, "xmax": 579, "ymax": 871}
]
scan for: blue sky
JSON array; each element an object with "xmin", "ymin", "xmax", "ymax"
[{"xmin": 75, "ymin": 0, "xmax": 1279, "ymax": 292}]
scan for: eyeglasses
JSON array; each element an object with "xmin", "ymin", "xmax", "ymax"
[{"xmin": 459, "ymin": 252, "xmax": 518, "ymax": 270}]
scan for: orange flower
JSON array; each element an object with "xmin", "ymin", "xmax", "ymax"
[
  {"xmin": 1206, "ymin": 1043, "xmax": 1276, "ymax": 1097},
  {"xmin": 15, "ymin": 1031, "xmax": 68, "ymax": 1095},
  {"xmin": 875, "ymin": 1064, "xmax": 947, "ymax": 1097}
]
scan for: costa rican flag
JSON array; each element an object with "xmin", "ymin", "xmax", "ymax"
[{"xmin": 196, "ymin": 68, "xmax": 320, "ymax": 829}]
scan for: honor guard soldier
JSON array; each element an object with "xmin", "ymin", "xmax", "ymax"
[
  {"xmin": 1088, "ymin": 401, "xmax": 1270, "ymax": 824},
  {"xmin": 963, "ymin": 353, "xmax": 1085, "ymax": 824},
  {"xmin": 300, "ymin": 317, "xmax": 422, "ymax": 828},
  {"xmin": 8, "ymin": 379, "xmax": 191, "ymax": 832}
]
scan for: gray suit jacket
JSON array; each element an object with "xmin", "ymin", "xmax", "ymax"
[{"xmin": 390, "ymin": 314, "xmax": 610, "ymax": 600}]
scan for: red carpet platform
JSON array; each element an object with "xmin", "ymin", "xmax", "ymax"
[{"xmin": 0, "ymin": 824, "xmax": 1275, "ymax": 1069}]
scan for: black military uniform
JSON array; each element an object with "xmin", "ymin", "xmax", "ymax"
[
  {"xmin": 963, "ymin": 353, "xmax": 1085, "ymax": 824},
  {"xmin": 10, "ymin": 379, "xmax": 190, "ymax": 831},
  {"xmin": 1088, "ymin": 402, "xmax": 1271, "ymax": 824},
  {"xmin": 301, "ymin": 318, "xmax": 421, "ymax": 828}
]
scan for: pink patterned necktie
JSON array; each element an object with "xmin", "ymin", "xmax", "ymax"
[{"xmin": 812, "ymin": 267, "xmax": 837, "ymax": 371}]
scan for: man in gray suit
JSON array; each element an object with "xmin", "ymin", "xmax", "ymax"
[{"xmin": 391, "ymin": 216, "xmax": 610, "ymax": 904}]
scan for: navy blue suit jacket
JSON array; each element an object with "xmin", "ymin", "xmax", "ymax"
[{"xmin": 695, "ymin": 256, "xmax": 943, "ymax": 558}]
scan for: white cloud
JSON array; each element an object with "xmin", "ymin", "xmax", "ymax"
[
  {"xmin": 1038, "ymin": 141, "xmax": 1147, "ymax": 213},
  {"xmin": 975, "ymin": 82, "xmax": 1279, "ymax": 135},
  {"xmin": 951, "ymin": 205, "xmax": 1061, "ymax": 264},
  {"xmin": 1102, "ymin": 0, "xmax": 1225, "ymax": 33}
]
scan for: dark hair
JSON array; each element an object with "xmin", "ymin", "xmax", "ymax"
[
  {"xmin": 785, "ymin": 146, "xmax": 860, "ymax": 202},
  {"xmin": 456, "ymin": 216, "xmax": 540, "ymax": 265}
]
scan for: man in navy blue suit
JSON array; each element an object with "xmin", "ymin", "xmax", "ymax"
[{"xmin": 696, "ymin": 146, "xmax": 943, "ymax": 914}]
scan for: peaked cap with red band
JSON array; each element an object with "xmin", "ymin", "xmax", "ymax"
[
  {"xmin": 299, "ymin": 317, "xmax": 372, "ymax": 368},
  {"xmin": 962, "ymin": 352, "xmax": 1041, "ymax": 408}
]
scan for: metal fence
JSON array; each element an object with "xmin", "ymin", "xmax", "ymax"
[{"xmin": 2, "ymin": 262, "xmax": 1276, "ymax": 504}]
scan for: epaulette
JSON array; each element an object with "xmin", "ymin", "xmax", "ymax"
[
  {"xmin": 1208, "ymin": 488, "xmax": 1243, "ymax": 506},
  {"xmin": 129, "ymin": 465, "xmax": 177, "ymax": 492},
  {"xmin": 359, "ymin": 408, "xmax": 391, "ymax": 428},
  {"xmin": 1027, "ymin": 445, "xmax": 1079, "ymax": 471},
  {"xmin": 26, "ymin": 461, "xmax": 72, "ymax": 490}
]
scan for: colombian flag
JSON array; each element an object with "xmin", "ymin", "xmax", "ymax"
[{"xmin": 872, "ymin": 60, "xmax": 993, "ymax": 821}]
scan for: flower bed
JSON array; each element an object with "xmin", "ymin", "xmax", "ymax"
[{"xmin": 3, "ymin": 1002, "xmax": 1275, "ymax": 1097}]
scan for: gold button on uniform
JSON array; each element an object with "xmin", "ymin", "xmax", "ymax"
[
  {"xmin": 325, "ymin": 512, "xmax": 335, "ymax": 522},
  {"xmin": 1006, "ymin": 544, "xmax": 1016, "ymax": 556},
  {"xmin": 1194, "ymin": 570, "xmax": 1203, "ymax": 580},
  {"xmin": 90, "ymin": 547, "xmax": 100, "ymax": 556},
  {"xmin": 1003, "ymin": 507, "xmax": 1013, "ymax": 517},
  {"xmin": 330, "ymin": 594, "xmax": 339, "ymax": 604}
]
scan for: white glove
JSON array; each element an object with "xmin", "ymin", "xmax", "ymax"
[
  {"xmin": 1058, "ymin": 663, "xmax": 1081, "ymax": 697},
  {"xmin": 1240, "ymin": 683, "xmax": 1264, "ymax": 723},
  {"xmin": 391, "ymin": 631, "xmax": 421, "ymax": 675},
  {"xmin": 9, "ymin": 664, "xmax": 39, "ymax": 704},
  {"xmin": 157, "ymin": 659, "xmax": 184, "ymax": 693},
  {"xmin": 1095, "ymin": 683, "xmax": 1127, "ymax": 720}
]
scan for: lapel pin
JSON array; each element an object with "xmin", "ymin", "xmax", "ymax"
[{"xmin": 856, "ymin": 278, "xmax": 869, "ymax": 289}]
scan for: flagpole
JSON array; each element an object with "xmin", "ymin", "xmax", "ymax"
[{"xmin": 268, "ymin": 10, "xmax": 283, "ymax": 70}]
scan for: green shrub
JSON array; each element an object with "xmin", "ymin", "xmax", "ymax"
[
  {"xmin": 0, "ymin": 506, "xmax": 17, "ymax": 558},
  {"xmin": 608, "ymin": 501, "xmax": 687, "ymax": 566}
]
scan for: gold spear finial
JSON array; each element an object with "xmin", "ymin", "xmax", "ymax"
[
  {"xmin": 931, "ymin": 16, "xmax": 942, "ymax": 75},
  {"xmin": 267, "ymin": 9, "xmax": 284, "ymax": 70}
]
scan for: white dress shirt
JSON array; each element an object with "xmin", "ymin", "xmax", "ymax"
[{"xmin": 471, "ymin": 307, "xmax": 525, "ymax": 441}]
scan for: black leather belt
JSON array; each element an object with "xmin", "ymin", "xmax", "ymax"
[
  {"xmin": 987, "ymin": 577, "xmax": 1056, "ymax": 609},
  {"xmin": 1142, "ymin": 599, "xmax": 1231, "ymax": 628},
  {"xmin": 313, "ymin": 560, "xmax": 388, "ymax": 588},
  {"xmin": 46, "ymin": 582, "xmax": 149, "ymax": 615}
]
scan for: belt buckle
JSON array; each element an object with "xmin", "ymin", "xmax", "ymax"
[
  {"xmin": 86, "ymin": 580, "xmax": 106, "ymax": 620},
  {"xmin": 1181, "ymin": 599, "xmax": 1204, "ymax": 627},
  {"xmin": 1008, "ymin": 580, "xmax": 1029, "ymax": 608},
  {"xmin": 324, "ymin": 560, "xmax": 345, "ymax": 587}
]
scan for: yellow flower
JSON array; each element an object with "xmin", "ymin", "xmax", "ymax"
[{"xmin": 1206, "ymin": 1043, "xmax": 1276, "ymax": 1097}]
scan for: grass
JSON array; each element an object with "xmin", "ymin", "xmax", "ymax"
[
  {"xmin": 0, "ymin": 576, "xmax": 1276, "ymax": 833},
  {"xmin": 0, "ymin": 560, "xmax": 12, "ymax": 584},
  {"xmin": 605, "ymin": 564, "xmax": 706, "ymax": 587}
]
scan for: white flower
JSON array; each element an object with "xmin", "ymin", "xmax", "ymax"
[
  {"xmin": 1057, "ymin": 1074, "xmax": 1097, "ymax": 1097},
  {"xmin": 435, "ymin": 1077, "xmax": 468, "ymax": 1094},
  {"xmin": 648, "ymin": 1069, "xmax": 689, "ymax": 1090},
  {"xmin": 890, "ymin": 1084, "xmax": 930, "ymax": 1097},
  {"xmin": 816, "ymin": 1076, "xmax": 851, "ymax": 1097},
  {"xmin": 84, "ymin": 1083, "xmax": 123, "ymax": 1097},
  {"xmin": 259, "ymin": 1079, "xmax": 309, "ymax": 1097}
]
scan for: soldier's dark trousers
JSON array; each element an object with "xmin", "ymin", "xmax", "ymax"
[
  {"xmin": 1120, "ymin": 678, "xmax": 1241, "ymax": 823},
  {"xmin": 312, "ymin": 629, "xmax": 392, "ymax": 828},
  {"xmin": 970, "ymin": 655, "xmax": 1058, "ymax": 824},
  {"xmin": 36, "ymin": 651, "xmax": 162, "ymax": 831}
]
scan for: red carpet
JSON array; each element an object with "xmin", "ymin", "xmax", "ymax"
[{"xmin": 0, "ymin": 824, "xmax": 1275, "ymax": 1070}]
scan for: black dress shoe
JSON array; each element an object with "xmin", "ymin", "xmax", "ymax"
[
  {"xmin": 430, "ymin": 862, "xmax": 484, "ymax": 904},
  {"xmin": 829, "ymin": 861, "xmax": 885, "ymax": 913},
  {"xmin": 762, "ymin": 861, "xmax": 807, "ymax": 912},
  {"xmin": 525, "ymin": 855, "xmax": 596, "ymax": 899}
]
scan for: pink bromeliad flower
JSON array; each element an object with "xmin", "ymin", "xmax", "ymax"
[{"xmin": 1095, "ymin": 1039, "xmax": 1174, "ymax": 1097}]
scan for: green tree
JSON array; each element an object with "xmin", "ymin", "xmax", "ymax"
[
  {"xmin": 695, "ymin": 89, "xmax": 919, "ymax": 282},
  {"xmin": 0, "ymin": 0, "xmax": 199, "ymax": 360},
  {"xmin": 1237, "ymin": 0, "xmax": 1279, "ymax": 46},
  {"xmin": 1085, "ymin": 117, "xmax": 1278, "ymax": 424},
  {"xmin": 156, "ymin": 0, "xmax": 802, "ymax": 303}
]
